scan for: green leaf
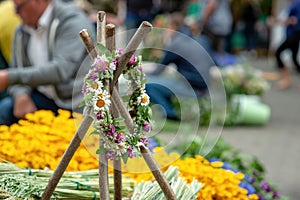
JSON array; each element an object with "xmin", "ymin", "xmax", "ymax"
[
  {"xmin": 96, "ymin": 146, "xmax": 105, "ymax": 155},
  {"xmin": 97, "ymin": 43, "xmax": 111, "ymax": 56},
  {"xmin": 115, "ymin": 126, "xmax": 126, "ymax": 132},
  {"xmin": 141, "ymin": 78, "xmax": 149, "ymax": 85},
  {"xmin": 78, "ymin": 100, "xmax": 85, "ymax": 108},
  {"xmin": 89, "ymin": 130, "xmax": 98, "ymax": 136},
  {"xmin": 113, "ymin": 117, "xmax": 124, "ymax": 123},
  {"xmin": 121, "ymin": 152, "xmax": 129, "ymax": 164}
]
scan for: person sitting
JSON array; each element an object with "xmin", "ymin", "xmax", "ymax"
[
  {"xmin": 0, "ymin": 0, "xmax": 95, "ymax": 125},
  {"xmin": 146, "ymin": 12, "xmax": 214, "ymax": 121}
]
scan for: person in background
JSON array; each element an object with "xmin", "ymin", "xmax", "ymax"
[
  {"xmin": 0, "ymin": 0, "xmax": 95, "ymax": 125},
  {"xmin": 240, "ymin": 0, "xmax": 259, "ymax": 54},
  {"xmin": 199, "ymin": 0, "xmax": 233, "ymax": 54},
  {"xmin": 146, "ymin": 12, "xmax": 214, "ymax": 121},
  {"xmin": 185, "ymin": 0, "xmax": 204, "ymax": 24},
  {"xmin": 75, "ymin": 0, "xmax": 125, "ymax": 28},
  {"xmin": 125, "ymin": 0, "xmax": 158, "ymax": 30},
  {"xmin": 272, "ymin": 0, "xmax": 300, "ymax": 90},
  {"xmin": 124, "ymin": 0, "xmax": 161, "ymax": 41},
  {"xmin": 0, "ymin": 0, "xmax": 20, "ymax": 99}
]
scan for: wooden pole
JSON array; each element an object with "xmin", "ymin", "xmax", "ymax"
[
  {"xmin": 97, "ymin": 11, "xmax": 106, "ymax": 45},
  {"xmin": 41, "ymin": 114, "xmax": 93, "ymax": 200},
  {"xmin": 110, "ymin": 21, "xmax": 152, "ymax": 89},
  {"xmin": 42, "ymin": 14, "xmax": 176, "ymax": 200},
  {"xmin": 97, "ymin": 12, "xmax": 110, "ymax": 200},
  {"xmin": 140, "ymin": 146, "xmax": 177, "ymax": 200},
  {"xmin": 111, "ymin": 91, "xmax": 177, "ymax": 200},
  {"xmin": 105, "ymin": 23, "xmax": 123, "ymax": 200}
]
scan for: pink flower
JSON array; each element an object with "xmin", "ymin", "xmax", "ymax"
[
  {"xmin": 92, "ymin": 57, "xmax": 107, "ymax": 72},
  {"xmin": 88, "ymin": 70, "xmax": 98, "ymax": 80},
  {"xmin": 139, "ymin": 136, "xmax": 148, "ymax": 146},
  {"xmin": 128, "ymin": 145, "xmax": 135, "ymax": 158},
  {"xmin": 96, "ymin": 112, "xmax": 102, "ymax": 120},
  {"xmin": 128, "ymin": 55, "xmax": 137, "ymax": 66},
  {"xmin": 105, "ymin": 124, "xmax": 115, "ymax": 137},
  {"xmin": 143, "ymin": 121, "xmax": 151, "ymax": 132},
  {"xmin": 106, "ymin": 150, "xmax": 117, "ymax": 160},
  {"xmin": 138, "ymin": 65, "xmax": 143, "ymax": 72},
  {"xmin": 81, "ymin": 84, "xmax": 87, "ymax": 95},
  {"xmin": 115, "ymin": 133, "xmax": 125, "ymax": 143},
  {"xmin": 117, "ymin": 48, "xmax": 124, "ymax": 55}
]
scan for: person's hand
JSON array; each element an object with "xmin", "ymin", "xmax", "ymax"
[
  {"xmin": 0, "ymin": 70, "xmax": 9, "ymax": 91},
  {"xmin": 284, "ymin": 16, "xmax": 298, "ymax": 26},
  {"xmin": 13, "ymin": 94, "xmax": 37, "ymax": 119}
]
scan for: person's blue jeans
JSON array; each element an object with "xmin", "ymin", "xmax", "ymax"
[
  {"xmin": 146, "ymin": 83, "xmax": 178, "ymax": 120},
  {"xmin": 146, "ymin": 75, "xmax": 203, "ymax": 120},
  {"xmin": 0, "ymin": 90, "xmax": 60, "ymax": 126}
]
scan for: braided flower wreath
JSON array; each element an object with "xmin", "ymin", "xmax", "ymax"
[{"xmin": 81, "ymin": 44, "xmax": 152, "ymax": 162}]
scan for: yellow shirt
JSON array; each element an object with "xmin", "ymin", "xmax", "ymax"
[{"xmin": 0, "ymin": 0, "xmax": 20, "ymax": 63}]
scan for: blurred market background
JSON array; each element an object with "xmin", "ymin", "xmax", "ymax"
[{"xmin": 1, "ymin": 0, "xmax": 300, "ymax": 199}]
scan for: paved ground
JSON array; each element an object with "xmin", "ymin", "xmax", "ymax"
[
  {"xmin": 154, "ymin": 55, "xmax": 300, "ymax": 199},
  {"xmin": 153, "ymin": 55, "xmax": 299, "ymax": 199},
  {"xmin": 221, "ymin": 56, "xmax": 300, "ymax": 200}
]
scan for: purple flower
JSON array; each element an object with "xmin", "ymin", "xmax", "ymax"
[
  {"xmin": 260, "ymin": 180, "xmax": 271, "ymax": 192},
  {"xmin": 128, "ymin": 145, "xmax": 135, "ymax": 158},
  {"xmin": 105, "ymin": 124, "xmax": 115, "ymax": 137},
  {"xmin": 128, "ymin": 55, "xmax": 137, "ymax": 66},
  {"xmin": 272, "ymin": 191, "xmax": 280, "ymax": 199},
  {"xmin": 112, "ymin": 58, "xmax": 118, "ymax": 66},
  {"xmin": 88, "ymin": 70, "xmax": 98, "ymax": 80},
  {"xmin": 137, "ymin": 65, "xmax": 143, "ymax": 72},
  {"xmin": 82, "ymin": 84, "xmax": 87, "ymax": 95},
  {"xmin": 96, "ymin": 112, "xmax": 102, "ymax": 120},
  {"xmin": 115, "ymin": 133, "xmax": 125, "ymax": 143},
  {"xmin": 258, "ymin": 194, "xmax": 265, "ymax": 200},
  {"xmin": 127, "ymin": 89, "xmax": 134, "ymax": 95},
  {"xmin": 143, "ymin": 121, "xmax": 151, "ymax": 132},
  {"xmin": 106, "ymin": 150, "xmax": 117, "ymax": 160},
  {"xmin": 117, "ymin": 48, "xmax": 124, "ymax": 55},
  {"xmin": 92, "ymin": 57, "xmax": 107, "ymax": 72},
  {"xmin": 139, "ymin": 136, "xmax": 148, "ymax": 146}
]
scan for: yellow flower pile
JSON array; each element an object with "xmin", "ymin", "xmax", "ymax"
[
  {"xmin": 0, "ymin": 110, "xmax": 258, "ymax": 200},
  {"xmin": 0, "ymin": 110, "xmax": 97, "ymax": 171},
  {"xmin": 121, "ymin": 147, "xmax": 258, "ymax": 200}
]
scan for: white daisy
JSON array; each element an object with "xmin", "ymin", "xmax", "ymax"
[
  {"xmin": 93, "ymin": 90, "xmax": 111, "ymax": 112},
  {"xmin": 88, "ymin": 80, "xmax": 103, "ymax": 93},
  {"xmin": 137, "ymin": 92, "xmax": 150, "ymax": 106}
]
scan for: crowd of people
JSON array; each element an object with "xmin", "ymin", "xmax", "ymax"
[{"xmin": 0, "ymin": 0, "xmax": 299, "ymax": 125}]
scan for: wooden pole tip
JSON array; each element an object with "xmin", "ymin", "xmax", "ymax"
[
  {"xmin": 106, "ymin": 23, "xmax": 115, "ymax": 29},
  {"xmin": 98, "ymin": 11, "xmax": 106, "ymax": 22},
  {"xmin": 141, "ymin": 21, "xmax": 153, "ymax": 28},
  {"xmin": 79, "ymin": 29, "xmax": 89, "ymax": 37}
]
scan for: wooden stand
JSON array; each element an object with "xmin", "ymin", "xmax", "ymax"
[{"xmin": 41, "ymin": 11, "xmax": 176, "ymax": 200}]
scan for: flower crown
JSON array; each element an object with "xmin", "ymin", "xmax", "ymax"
[{"xmin": 81, "ymin": 44, "xmax": 151, "ymax": 162}]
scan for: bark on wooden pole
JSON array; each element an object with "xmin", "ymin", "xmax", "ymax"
[
  {"xmin": 140, "ymin": 146, "xmax": 177, "ymax": 200},
  {"xmin": 97, "ymin": 12, "xmax": 110, "ymax": 200},
  {"xmin": 41, "ymin": 114, "xmax": 93, "ymax": 200},
  {"xmin": 111, "ymin": 92, "xmax": 177, "ymax": 200},
  {"xmin": 105, "ymin": 23, "xmax": 123, "ymax": 200},
  {"xmin": 97, "ymin": 11, "xmax": 106, "ymax": 45},
  {"xmin": 110, "ymin": 21, "xmax": 152, "ymax": 89}
]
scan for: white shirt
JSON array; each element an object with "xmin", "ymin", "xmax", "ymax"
[
  {"xmin": 24, "ymin": 4, "xmax": 56, "ymax": 99},
  {"xmin": 26, "ymin": 4, "xmax": 53, "ymax": 65}
]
